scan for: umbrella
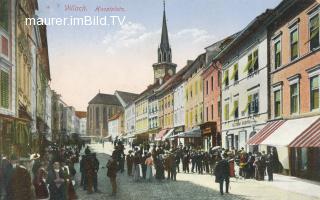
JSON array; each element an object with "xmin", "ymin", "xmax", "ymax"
[{"xmin": 211, "ymin": 146, "xmax": 221, "ymax": 151}]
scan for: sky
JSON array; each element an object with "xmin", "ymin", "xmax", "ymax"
[{"xmin": 37, "ymin": 0, "xmax": 282, "ymax": 111}]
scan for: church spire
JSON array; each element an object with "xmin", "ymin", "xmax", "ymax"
[{"xmin": 158, "ymin": 0, "xmax": 172, "ymax": 63}]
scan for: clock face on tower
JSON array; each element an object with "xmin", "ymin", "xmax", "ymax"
[
  {"xmin": 168, "ymin": 69, "xmax": 173, "ymax": 76},
  {"xmin": 155, "ymin": 68, "xmax": 165, "ymax": 79}
]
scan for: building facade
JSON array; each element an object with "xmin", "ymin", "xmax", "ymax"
[
  {"xmin": 268, "ymin": 0, "xmax": 320, "ymax": 180},
  {"xmin": 0, "ymin": 0, "xmax": 17, "ymax": 156},
  {"xmin": 124, "ymin": 103, "xmax": 136, "ymax": 137},
  {"xmin": 87, "ymin": 93, "xmax": 122, "ymax": 138}
]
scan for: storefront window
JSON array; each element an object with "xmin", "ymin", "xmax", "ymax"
[{"xmin": 300, "ymin": 148, "xmax": 308, "ymax": 171}]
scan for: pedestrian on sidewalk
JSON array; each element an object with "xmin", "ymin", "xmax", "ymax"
[
  {"xmin": 126, "ymin": 151, "xmax": 134, "ymax": 176},
  {"xmin": 141, "ymin": 152, "xmax": 147, "ymax": 179},
  {"xmin": 133, "ymin": 152, "xmax": 141, "ymax": 182},
  {"xmin": 145, "ymin": 153, "xmax": 153, "ymax": 181},
  {"xmin": 107, "ymin": 155, "xmax": 118, "ymax": 196},
  {"xmin": 93, "ymin": 153, "xmax": 100, "ymax": 192},
  {"xmin": 33, "ymin": 167, "xmax": 50, "ymax": 200},
  {"xmin": 266, "ymin": 153, "xmax": 274, "ymax": 181},
  {"xmin": 214, "ymin": 154, "xmax": 230, "ymax": 195}
]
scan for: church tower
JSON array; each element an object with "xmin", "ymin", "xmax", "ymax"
[{"xmin": 153, "ymin": 1, "xmax": 177, "ymax": 84}]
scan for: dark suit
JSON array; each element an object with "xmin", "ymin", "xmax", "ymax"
[
  {"xmin": 47, "ymin": 169, "xmax": 67, "ymax": 200},
  {"xmin": 214, "ymin": 159, "xmax": 230, "ymax": 195}
]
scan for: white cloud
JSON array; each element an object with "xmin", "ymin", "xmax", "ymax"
[{"xmin": 103, "ymin": 21, "xmax": 216, "ymax": 57}]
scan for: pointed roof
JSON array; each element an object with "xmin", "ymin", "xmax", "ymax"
[
  {"xmin": 115, "ymin": 90, "xmax": 139, "ymax": 106},
  {"xmin": 88, "ymin": 93, "xmax": 121, "ymax": 106},
  {"xmin": 160, "ymin": 0, "xmax": 170, "ymax": 51}
]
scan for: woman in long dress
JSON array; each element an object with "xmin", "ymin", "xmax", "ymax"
[
  {"xmin": 133, "ymin": 152, "xmax": 141, "ymax": 182},
  {"xmin": 145, "ymin": 153, "xmax": 153, "ymax": 181}
]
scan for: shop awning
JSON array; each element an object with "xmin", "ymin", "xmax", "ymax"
[
  {"xmin": 123, "ymin": 134, "xmax": 136, "ymax": 139},
  {"xmin": 176, "ymin": 127, "xmax": 201, "ymax": 138},
  {"xmin": 155, "ymin": 129, "xmax": 169, "ymax": 141},
  {"xmin": 247, "ymin": 120, "xmax": 286, "ymax": 145},
  {"xmin": 162, "ymin": 129, "xmax": 174, "ymax": 140},
  {"xmin": 261, "ymin": 116, "xmax": 319, "ymax": 146},
  {"xmin": 289, "ymin": 118, "xmax": 320, "ymax": 147}
]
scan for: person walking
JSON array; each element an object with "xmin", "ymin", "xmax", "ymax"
[
  {"xmin": 145, "ymin": 153, "xmax": 153, "ymax": 181},
  {"xmin": 141, "ymin": 152, "xmax": 147, "ymax": 179},
  {"xmin": 47, "ymin": 161, "xmax": 67, "ymax": 200},
  {"xmin": 170, "ymin": 153, "xmax": 177, "ymax": 181},
  {"xmin": 107, "ymin": 155, "xmax": 118, "ymax": 196},
  {"xmin": 214, "ymin": 154, "xmax": 230, "ymax": 195}
]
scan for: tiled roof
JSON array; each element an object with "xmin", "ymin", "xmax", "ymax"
[
  {"xmin": 75, "ymin": 111, "xmax": 87, "ymax": 118},
  {"xmin": 108, "ymin": 111, "xmax": 123, "ymax": 121},
  {"xmin": 88, "ymin": 93, "xmax": 121, "ymax": 105}
]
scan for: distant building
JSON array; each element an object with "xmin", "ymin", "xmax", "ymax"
[
  {"xmin": 76, "ymin": 111, "xmax": 87, "ymax": 135},
  {"xmin": 108, "ymin": 112, "xmax": 124, "ymax": 140}
]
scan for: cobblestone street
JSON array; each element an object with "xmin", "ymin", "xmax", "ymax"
[{"xmin": 73, "ymin": 143, "xmax": 320, "ymax": 200}]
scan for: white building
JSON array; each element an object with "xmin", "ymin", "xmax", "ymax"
[
  {"xmin": 125, "ymin": 103, "xmax": 136, "ymax": 136},
  {"xmin": 220, "ymin": 11, "xmax": 272, "ymax": 152},
  {"xmin": 45, "ymin": 85, "xmax": 52, "ymax": 140},
  {"xmin": 173, "ymin": 82, "xmax": 185, "ymax": 128},
  {"xmin": 148, "ymin": 95, "xmax": 158, "ymax": 130},
  {"xmin": 79, "ymin": 117, "xmax": 87, "ymax": 135}
]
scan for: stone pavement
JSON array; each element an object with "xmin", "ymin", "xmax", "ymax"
[{"xmin": 73, "ymin": 143, "xmax": 320, "ymax": 200}]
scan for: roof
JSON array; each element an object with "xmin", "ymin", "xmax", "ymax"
[
  {"xmin": 88, "ymin": 93, "xmax": 121, "ymax": 106},
  {"xmin": 108, "ymin": 111, "xmax": 123, "ymax": 121},
  {"xmin": 75, "ymin": 111, "xmax": 87, "ymax": 118},
  {"xmin": 115, "ymin": 90, "xmax": 139, "ymax": 105},
  {"xmin": 183, "ymin": 53, "xmax": 206, "ymax": 79},
  {"xmin": 135, "ymin": 82, "xmax": 161, "ymax": 103}
]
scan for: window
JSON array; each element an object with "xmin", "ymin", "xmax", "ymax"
[
  {"xmin": 274, "ymin": 40, "xmax": 281, "ymax": 69},
  {"xmin": 274, "ymin": 90, "xmax": 281, "ymax": 117},
  {"xmin": 218, "ymin": 72, "xmax": 221, "ymax": 86},
  {"xmin": 0, "ymin": 0, "xmax": 9, "ymax": 31},
  {"xmin": 2, "ymin": 36, "xmax": 8, "ymax": 56},
  {"xmin": 206, "ymin": 106, "xmax": 208, "ymax": 121},
  {"xmin": 211, "ymin": 76, "xmax": 213, "ymax": 91},
  {"xmin": 290, "ymin": 28, "xmax": 299, "ymax": 60},
  {"xmin": 224, "ymin": 103, "xmax": 229, "ymax": 121},
  {"xmin": 248, "ymin": 93, "xmax": 259, "ymax": 115},
  {"xmin": 0, "ymin": 70, "xmax": 9, "ymax": 108},
  {"xmin": 230, "ymin": 63, "xmax": 238, "ymax": 82},
  {"xmin": 310, "ymin": 76, "xmax": 319, "ymax": 110},
  {"xmin": 218, "ymin": 100, "xmax": 221, "ymax": 118},
  {"xmin": 249, "ymin": 49, "xmax": 259, "ymax": 73},
  {"xmin": 96, "ymin": 107, "xmax": 100, "ymax": 128},
  {"xmin": 223, "ymin": 70, "xmax": 229, "ymax": 87},
  {"xmin": 231, "ymin": 100, "xmax": 239, "ymax": 119},
  {"xmin": 195, "ymin": 81, "xmax": 198, "ymax": 95},
  {"xmin": 206, "ymin": 80, "xmax": 208, "ymax": 95},
  {"xmin": 290, "ymin": 83, "xmax": 299, "ymax": 114},
  {"xmin": 310, "ymin": 14, "xmax": 319, "ymax": 50},
  {"xmin": 211, "ymin": 104, "xmax": 213, "ymax": 120}
]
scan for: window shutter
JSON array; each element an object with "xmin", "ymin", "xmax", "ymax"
[
  {"xmin": 230, "ymin": 100, "xmax": 238, "ymax": 117},
  {"xmin": 1, "ymin": 70, "xmax": 9, "ymax": 108},
  {"xmin": 243, "ymin": 95, "xmax": 252, "ymax": 112},
  {"xmin": 222, "ymin": 70, "xmax": 228, "ymax": 84},
  {"xmin": 243, "ymin": 56, "xmax": 252, "ymax": 72}
]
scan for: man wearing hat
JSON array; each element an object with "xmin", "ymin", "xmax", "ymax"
[
  {"xmin": 214, "ymin": 154, "xmax": 230, "ymax": 195},
  {"xmin": 126, "ymin": 150, "xmax": 134, "ymax": 176}
]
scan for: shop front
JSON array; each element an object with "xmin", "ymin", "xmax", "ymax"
[
  {"xmin": 173, "ymin": 125, "xmax": 185, "ymax": 147},
  {"xmin": 200, "ymin": 121, "xmax": 217, "ymax": 151},
  {"xmin": 0, "ymin": 115, "xmax": 14, "ymax": 156},
  {"xmin": 175, "ymin": 126, "xmax": 202, "ymax": 149}
]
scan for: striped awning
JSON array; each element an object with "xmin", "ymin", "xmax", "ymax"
[
  {"xmin": 289, "ymin": 118, "xmax": 320, "ymax": 147},
  {"xmin": 247, "ymin": 120, "xmax": 286, "ymax": 145}
]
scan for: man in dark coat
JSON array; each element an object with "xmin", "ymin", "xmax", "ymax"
[
  {"xmin": 80, "ymin": 155, "xmax": 86, "ymax": 186},
  {"xmin": 126, "ymin": 151, "xmax": 134, "ymax": 176},
  {"xmin": 93, "ymin": 153, "xmax": 100, "ymax": 192},
  {"xmin": 214, "ymin": 154, "xmax": 230, "ymax": 195},
  {"xmin": 107, "ymin": 155, "xmax": 118, "ymax": 196},
  {"xmin": 141, "ymin": 152, "xmax": 147, "ymax": 179},
  {"xmin": 266, "ymin": 153, "xmax": 274, "ymax": 181},
  {"xmin": 6, "ymin": 156, "xmax": 33, "ymax": 200}
]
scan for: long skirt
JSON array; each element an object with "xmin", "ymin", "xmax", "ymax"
[
  {"xmin": 146, "ymin": 166, "xmax": 153, "ymax": 180},
  {"xmin": 133, "ymin": 164, "xmax": 141, "ymax": 181}
]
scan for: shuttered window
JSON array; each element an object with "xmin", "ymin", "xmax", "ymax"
[
  {"xmin": 290, "ymin": 29, "xmax": 299, "ymax": 60},
  {"xmin": 0, "ymin": 70, "xmax": 9, "ymax": 108},
  {"xmin": 310, "ymin": 14, "xmax": 319, "ymax": 50}
]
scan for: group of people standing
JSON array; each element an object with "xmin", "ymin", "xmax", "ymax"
[{"xmin": 0, "ymin": 145, "xmax": 81, "ymax": 200}]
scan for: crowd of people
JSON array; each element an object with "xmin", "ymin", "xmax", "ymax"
[{"xmin": 0, "ymin": 145, "xmax": 82, "ymax": 200}]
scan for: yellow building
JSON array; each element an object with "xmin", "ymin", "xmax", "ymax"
[{"xmin": 184, "ymin": 54, "xmax": 205, "ymax": 131}]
